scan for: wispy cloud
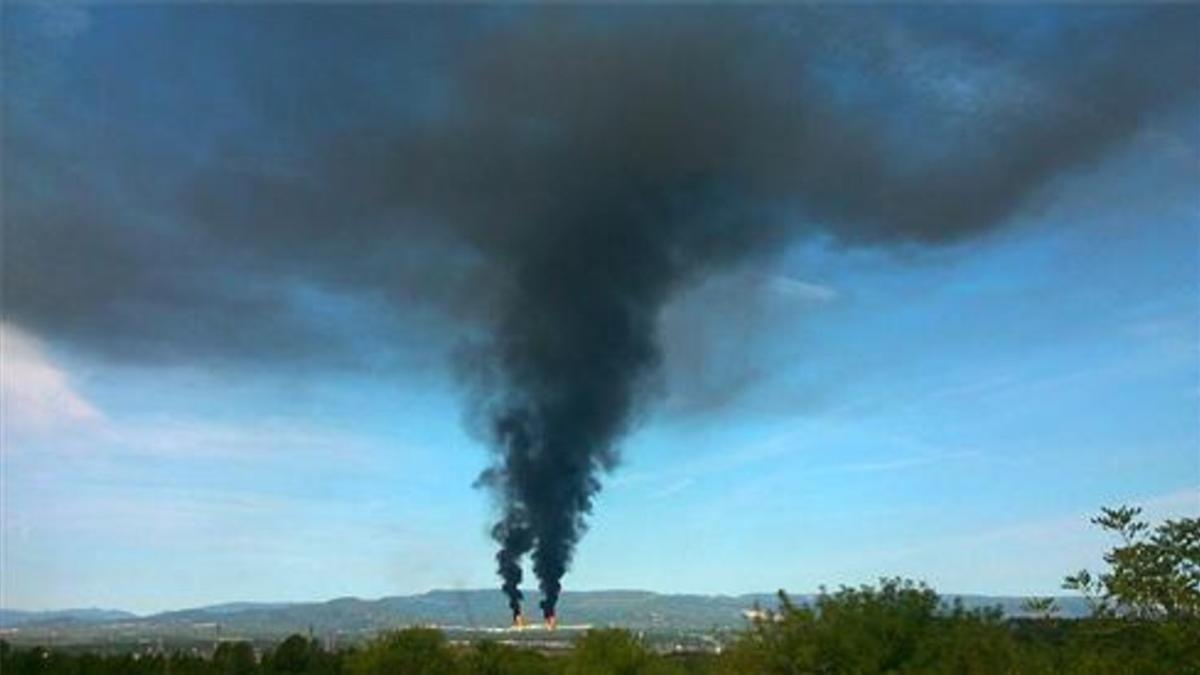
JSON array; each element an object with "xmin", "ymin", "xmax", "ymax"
[
  {"xmin": 864, "ymin": 487, "xmax": 1199, "ymax": 584},
  {"xmin": 650, "ymin": 477, "xmax": 694, "ymax": 500},
  {"xmin": 812, "ymin": 450, "xmax": 980, "ymax": 476},
  {"xmin": 1, "ymin": 322, "xmax": 103, "ymax": 439},
  {"xmin": 827, "ymin": 358, "xmax": 1165, "ymax": 422},
  {"xmin": 95, "ymin": 418, "xmax": 378, "ymax": 463},
  {"xmin": 1139, "ymin": 488, "xmax": 1200, "ymax": 517},
  {"xmin": 683, "ymin": 421, "xmax": 976, "ymax": 479},
  {"xmin": 764, "ymin": 275, "xmax": 839, "ymax": 304},
  {"xmin": 1, "ymin": 325, "xmax": 385, "ymax": 466},
  {"xmin": 1124, "ymin": 311, "xmax": 1199, "ymax": 363},
  {"xmin": 624, "ymin": 420, "xmax": 979, "ymax": 509}
]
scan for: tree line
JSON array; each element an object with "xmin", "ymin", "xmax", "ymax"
[{"xmin": 3, "ymin": 505, "xmax": 1196, "ymax": 675}]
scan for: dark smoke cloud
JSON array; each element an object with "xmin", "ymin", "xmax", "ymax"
[
  {"xmin": 3, "ymin": 5, "xmax": 1195, "ymax": 616},
  {"xmin": 431, "ymin": 6, "xmax": 1195, "ymax": 617}
]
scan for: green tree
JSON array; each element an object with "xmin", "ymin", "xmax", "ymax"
[
  {"xmin": 346, "ymin": 628, "xmax": 456, "ymax": 675},
  {"xmin": 718, "ymin": 579, "xmax": 1030, "ymax": 675},
  {"xmin": 1064, "ymin": 505, "xmax": 1199, "ymax": 619},
  {"xmin": 171, "ymin": 651, "xmax": 221, "ymax": 675},
  {"xmin": 269, "ymin": 635, "xmax": 314, "ymax": 673},
  {"xmin": 463, "ymin": 640, "xmax": 557, "ymax": 675},
  {"xmin": 567, "ymin": 629, "xmax": 680, "ymax": 675},
  {"xmin": 213, "ymin": 641, "xmax": 257, "ymax": 675},
  {"xmin": 265, "ymin": 634, "xmax": 338, "ymax": 674},
  {"xmin": 907, "ymin": 601, "xmax": 1019, "ymax": 675},
  {"xmin": 1020, "ymin": 597, "xmax": 1059, "ymax": 619},
  {"xmin": 723, "ymin": 579, "xmax": 945, "ymax": 674}
]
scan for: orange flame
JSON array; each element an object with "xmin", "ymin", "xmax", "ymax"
[
  {"xmin": 512, "ymin": 614, "xmax": 526, "ymax": 629},
  {"xmin": 545, "ymin": 615, "xmax": 557, "ymax": 630}
]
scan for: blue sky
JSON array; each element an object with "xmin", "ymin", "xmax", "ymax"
[{"xmin": 2, "ymin": 5, "xmax": 1197, "ymax": 613}]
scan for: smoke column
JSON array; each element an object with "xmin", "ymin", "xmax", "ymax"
[
  {"xmin": 470, "ymin": 179, "xmax": 769, "ymax": 617},
  {"xmin": 450, "ymin": 7, "xmax": 1194, "ymax": 619}
]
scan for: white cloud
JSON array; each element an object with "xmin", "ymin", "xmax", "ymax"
[
  {"xmin": 815, "ymin": 449, "xmax": 980, "ymax": 475},
  {"xmin": 862, "ymin": 487, "xmax": 1200, "ymax": 595},
  {"xmin": 97, "ymin": 417, "xmax": 378, "ymax": 463},
  {"xmin": 1140, "ymin": 488, "xmax": 1200, "ymax": 519},
  {"xmin": 764, "ymin": 275, "xmax": 839, "ymax": 304},
  {"xmin": 650, "ymin": 477, "xmax": 694, "ymax": 500},
  {"xmin": 1, "ymin": 323, "xmax": 102, "ymax": 439}
]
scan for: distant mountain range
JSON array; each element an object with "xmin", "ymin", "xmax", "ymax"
[
  {"xmin": 0, "ymin": 590, "xmax": 1092, "ymax": 642},
  {"xmin": 0, "ymin": 608, "xmax": 138, "ymax": 628}
]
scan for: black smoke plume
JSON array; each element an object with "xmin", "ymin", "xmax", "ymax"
[
  {"xmin": 3, "ymin": 6, "xmax": 1195, "ymax": 619},
  {"xmin": 447, "ymin": 8, "xmax": 1195, "ymax": 618},
  {"xmin": 469, "ymin": 177, "xmax": 770, "ymax": 616}
]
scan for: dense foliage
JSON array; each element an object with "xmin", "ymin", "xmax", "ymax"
[
  {"xmin": 3, "ymin": 506, "xmax": 1195, "ymax": 674},
  {"xmin": 721, "ymin": 580, "xmax": 1198, "ymax": 675},
  {"xmin": 3, "ymin": 606, "xmax": 1195, "ymax": 675},
  {"xmin": 1063, "ymin": 505, "xmax": 1199, "ymax": 619}
]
